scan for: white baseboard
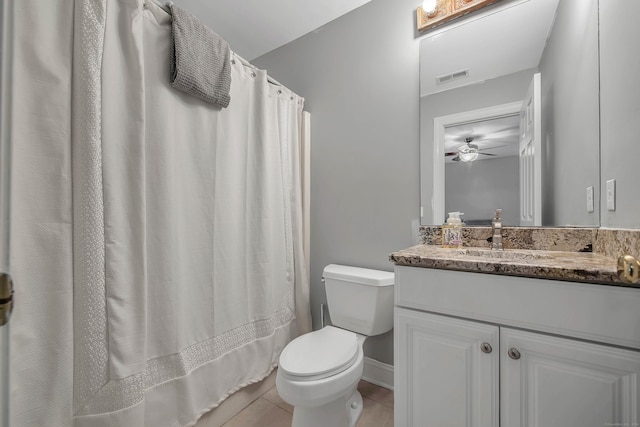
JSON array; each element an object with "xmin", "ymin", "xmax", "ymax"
[{"xmin": 362, "ymin": 357, "xmax": 394, "ymax": 391}]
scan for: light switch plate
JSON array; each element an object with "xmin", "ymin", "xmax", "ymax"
[
  {"xmin": 586, "ymin": 186, "xmax": 594, "ymax": 213},
  {"xmin": 606, "ymin": 179, "xmax": 616, "ymax": 211}
]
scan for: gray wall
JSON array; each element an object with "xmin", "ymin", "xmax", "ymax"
[
  {"xmin": 251, "ymin": 0, "xmax": 640, "ymax": 366},
  {"xmin": 538, "ymin": 0, "xmax": 599, "ymax": 227},
  {"xmin": 445, "ymin": 156, "xmax": 520, "ymax": 226},
  {"xmin": 253, "ymin": 0, "xmax": 421, "ymax": 364},
  {"xmin": 420, "ymin": 68, "xmax": 537, "ymax": 225},
  {"xmin": 599, "ymin": 1, "xmax": 640, "ymax": 228}
]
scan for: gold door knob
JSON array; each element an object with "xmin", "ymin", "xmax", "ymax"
[
  {"xmin": 0, "ymin": 273, "xmax": 13, "ymax": 327},
  {"xmin": 617, "ymin": 255, "xmax": 640, "ymax": 285}
]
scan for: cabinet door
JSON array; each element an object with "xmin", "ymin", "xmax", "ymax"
[
  {"xmin": 395, "ymin": 308, "xmax": 499, "ymax": 427},
  {"xmin": 501, "ymin": 328, "xmax": 640, "ymax": 427}
]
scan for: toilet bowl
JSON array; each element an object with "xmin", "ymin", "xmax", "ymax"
[
  {"xmin": 276, "ymin": 264, "xmax": 394, "ymax": 427},
  {"xmin": 277, "ymin": 327, "xmax": 366, "ymax": 427}
]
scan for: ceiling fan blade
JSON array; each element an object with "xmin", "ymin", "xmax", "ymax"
[
  {"xmin": 445, "ymin": 152, "xmax": 458, "ymax": 156},
  {"xmin": 477, "ymin": 144, "xmax": 507, "ymax": 151},
  {"xmin": 479, "ymin": 152, "xmax": 498, "ymax": 156}
]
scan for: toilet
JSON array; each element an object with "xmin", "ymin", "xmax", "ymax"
[{"xmin": 276, "ymin": 264, "xmax": 395, "ymax": 427}]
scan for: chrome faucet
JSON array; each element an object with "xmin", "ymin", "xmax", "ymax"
[{"xmin": 492, "ymin": 209, "xmax": 503, "ymax": 251}]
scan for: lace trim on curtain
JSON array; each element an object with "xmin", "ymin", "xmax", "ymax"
[
  {"xmin": 72, "ymin": 0, "xmax": 109, "ymax": 414},
  {"xmin": 76, "ymin": 307, "xmax": 294, "ymax": 415}
]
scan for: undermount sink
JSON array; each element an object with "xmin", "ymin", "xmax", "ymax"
[{"xmin": 452, "ymin": 248, "xmax": 555, "ymax": 261}]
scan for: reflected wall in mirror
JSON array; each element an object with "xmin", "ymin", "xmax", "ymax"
[
  {"xmin": 419, "ymin": 0, "xmax": 600, "ymax": 227},
  {"xmin": 445, "ymin": 114, "xmax": 520, "ymax": 226}
]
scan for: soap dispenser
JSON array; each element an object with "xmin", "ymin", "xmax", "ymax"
[{"xmin": 442, "ymin": 212, "xmax": 464, "ymax": 249}]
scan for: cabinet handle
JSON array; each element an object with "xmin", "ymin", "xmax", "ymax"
[
  {"xmin": 508, "ymin": 348, "xmax": 521, "ymax": 360},
  {"xmin": 480, "ymin": 342, "xmax": 492, "ymax": 353}
]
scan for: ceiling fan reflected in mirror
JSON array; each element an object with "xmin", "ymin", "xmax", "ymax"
[{"xmin": 445, "ymin": 136, "xmax": 501, "ymax": 162}]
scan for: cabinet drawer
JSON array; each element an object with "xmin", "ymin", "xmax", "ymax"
[{"xmin": 395, "ymin": 266, "xmax": 640, "ymax": 350}]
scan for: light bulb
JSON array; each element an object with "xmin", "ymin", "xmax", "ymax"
[
  {"xmin": 459, "ymin": 151, "xmax": 479, "ymax": 162},
  {"xmin": 422, "ymin": 0, "xmax": 437, "ymax": 14},
  {"xmin": 458, "ymin": 144, "xmax": 479, "ymax": 162}
]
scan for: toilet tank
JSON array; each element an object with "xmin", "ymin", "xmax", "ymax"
[{"xmin": 323, "ymin": 264, "xmax": 395, "ymax": 336}]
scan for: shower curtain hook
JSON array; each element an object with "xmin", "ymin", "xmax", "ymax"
[{"xmin": 166, "ymin": 1, "xmax": 174, "ymax": 8}]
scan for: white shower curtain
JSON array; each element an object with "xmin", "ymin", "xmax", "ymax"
[{"xmin": 5, "ymin": 0, "xmax": 311, "ymax": 425}]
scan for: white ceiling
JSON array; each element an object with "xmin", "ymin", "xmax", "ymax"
[
  {"xmin": 173, "ymin": 0, "xmax": 372, "ymax": 61},
  {"xmin": 420, "ymin": 0, "xmax": 559, "ymax": 97}
]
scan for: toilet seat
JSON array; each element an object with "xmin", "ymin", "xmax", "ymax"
[{"xmin": 279, "ymin": 326, "xmax": 359, "ymax": 381}]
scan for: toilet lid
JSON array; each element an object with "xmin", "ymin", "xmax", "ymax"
[{"xmin": 279, "ymin": 326, "xmax": 359, "ymax": 379}]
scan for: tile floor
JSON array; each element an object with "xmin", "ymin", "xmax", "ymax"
[{"xmin": 222, "ymin": 380, "xmax": 394, "ymax": 427}]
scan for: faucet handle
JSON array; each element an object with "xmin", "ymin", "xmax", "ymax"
[{"xmin": 492, "ymin": 209, "xmax": 504, "ymax": 251}]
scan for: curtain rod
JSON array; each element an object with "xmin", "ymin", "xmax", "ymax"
[
  {"xmin": 148, "ymin": 0, "xmax": 287, "ymax": 90},
  {"xmin": 233, "ymin": 55, "xmax": 286, "ymax": 89}
]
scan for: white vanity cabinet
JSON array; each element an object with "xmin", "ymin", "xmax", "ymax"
[
  {"xmin": 394, "ymin": 266, "xmax": 640, "ymax": 427},
  {"xmin": 396, "ymin": 308, "xmax": 499, "ymax": 426},
  {"xmin": 501, "ymin": 328, "xmax": 640, "ymax": 426}
]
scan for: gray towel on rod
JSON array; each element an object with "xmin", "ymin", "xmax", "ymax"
[{"xmin": 169, "ymin": 3, "xmax": 231, "ymax": 108}]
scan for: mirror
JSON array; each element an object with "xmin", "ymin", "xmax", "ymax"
[{"xmin": 419, "ymin": 0, "xmax": 600, "ymax": 227}]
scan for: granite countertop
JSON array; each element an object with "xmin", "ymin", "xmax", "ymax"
[{"xmin": 389, "ymin": 244, "xmax": 623, "ymax": 286}]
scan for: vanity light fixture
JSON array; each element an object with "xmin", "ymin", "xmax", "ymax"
[
  {"xmin": 417, "ymin": 0, "xmax": 500, "ymax": 32},
  {"xmin": 422, "ymin": 0, "xmax": 438, "ymax": 16}
]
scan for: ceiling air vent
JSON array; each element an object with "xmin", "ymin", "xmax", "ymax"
[{"xmin": 436, "ymin": 69, "xmax": 470, "ymax": 85}]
